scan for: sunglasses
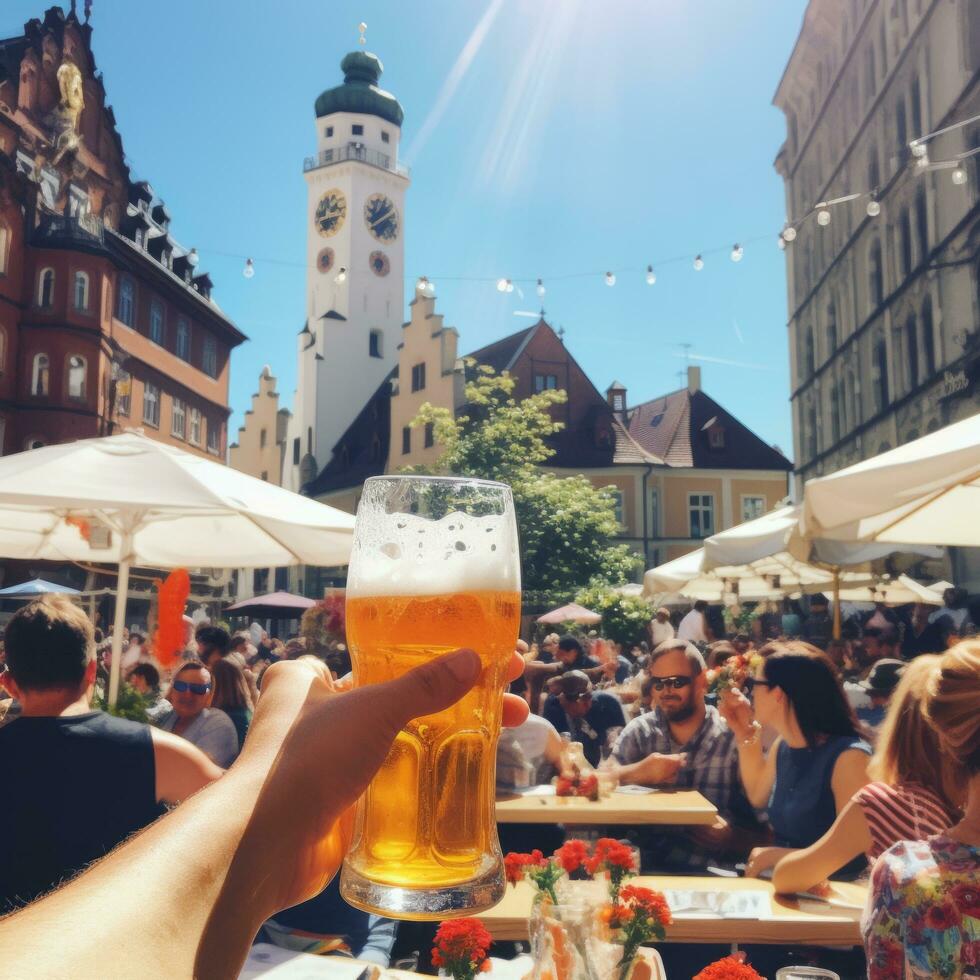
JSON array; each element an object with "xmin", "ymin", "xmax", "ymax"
[
  {"xmin": 172, "ymin": 679, "xmax": 211, "ymax": 695},
  {"xmin": 651, "ymin": 675, "xmax": 693, "ymax": 692},
  {"xmin": 743, "ymin": 677, "xmax": 773, "ymax": 694}
]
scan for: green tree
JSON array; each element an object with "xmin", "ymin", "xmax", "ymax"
[
  {"xmin": 408, "ymin": 364, "xmax": 640, "ymax": 603},
  {"xmin": 575, "ymin": 584, "xmax": 653, "ymax": 648}
]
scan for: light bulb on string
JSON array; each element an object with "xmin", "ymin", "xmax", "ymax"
[
  {"xmin": 242, "ymin": 257, "xmax": 255, "ymax": 279},
  {"xmin": 645, "ymin": 264, "xmax": 656, "ymax": 285},
  {"xmin": 777, "ymin": 236, "xmax": 787, "ymax": 251},
  {"xmin": 187, "ymin": 247, "xmax": 199, "ymax": 268},
  {"xmin": 334, "ymin": 266, "xmax": 347, "ymax": 284},
  {"xmin": 953, "ymin": 166, "xmax": 968, "ymax": 186},
  {"xmin": 536, "ymin": 278, "xmax": 546, "ymax": 298},
  {"xmin": 866, "ymin": 195, "xmax": 881, "ymax": 217},
  {"xmin": 423, "ymin": 279, "xmax": 435, "ymax": 298},
  {"xmin": 693, "ymin": 255, "xmax": 704, "ymax": 272},
  {"xmin": 910, "ymin": 140, "xmax": 928, "ymax": 158},
  {"xmin": 496, "ymin": 278, "xmax": 512, "ymax": 293},
  {"xmin": 817, "ymin": 207, "xmax": 832, "ymax": 226},
  {"xmin": 416, "ymin": 275, "xmax": 428, "ymax": 293},
  {"xmin": 605, "ymin": 271, "xmax": 616, "ymax": 286},
  {"xmin": 730, "ymin": 243, "xmax": 744, "ymax": 263},
  {"xmin": 782, "ymin": 225, "xmax": 797, "ymax": 242}
]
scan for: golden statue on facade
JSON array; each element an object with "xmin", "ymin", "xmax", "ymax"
[{"xmin": 50, "ymin": 60, "xmax": 84, "ymax": 165}]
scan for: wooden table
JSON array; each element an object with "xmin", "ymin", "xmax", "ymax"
[
  {"xmin": 481, "ymin": 876, "xmax": 867, "ymax": 947},
  {"xmin": 495, "ymin": 788, "xmax": 717, "ymax": 826}
]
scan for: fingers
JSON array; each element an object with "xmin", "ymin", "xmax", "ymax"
[
  {"xmin": 502, "ymin": 692, "xmax": 529, "ymax": 728},
  {"xmin": 505, "ymin": 650, "xmax": 525, "ymax": 684}
]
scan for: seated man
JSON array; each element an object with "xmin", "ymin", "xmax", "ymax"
[
  {"xmin": 542, "ymin": 671, "xmax": 625, "ymax": 767},
  {"xmin": 844, "ymin": 626, "xmax": 901, "ymax": 715},
  {"xmin": 158, "ymin": 660, "xmax": 240, "ymax": 768},
  {"xmin": 0, "ymin": 596, "xmax": 222, "ymax": 913},
  {"xmin": 127, "ymin": 662, "xmax": 171, "ymax": 724},
  {"xmin": 613, "ymin": 639, "xmax": 764, "ymax": 870},
  {"xmin": 496, "ymin": 711, "xmax": 563, "ymax": 788}
]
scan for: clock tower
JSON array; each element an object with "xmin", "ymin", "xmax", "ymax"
[{"xmin": 284, "ymin": 47, "xmax": 408, "ymax": 491}]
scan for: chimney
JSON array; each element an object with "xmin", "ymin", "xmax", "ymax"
[{"xmin": 687, "ymin": 365, "xmax": 701, "ymax": 393}]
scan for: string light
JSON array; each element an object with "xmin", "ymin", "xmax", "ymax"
[
  {"xmin": 496, "ymin": 278, "xmax": 514, "ymax": 293},
  {"xmin": 334, "ymin": 266, "xmax": 347, "ymax": 284},
  {"xmin": 866, "ymin": 195, "xmax": 881, "ymax": 217},
  {"xmin": 953, "ymin": 166, "xmax": 968, "ymax": 186},
  {"xmin": 910, "ymin": 140, "xmax": 928, "ymax": 158},
  {"xmin": 242, "ymin": 257, "xmax": 255, "ymax": 279},
  {"xmin": 782, "ymin": 226, "xmax": 797, "ymax": 243},
  {"xmin": 730, "ymin": 243, "xmax": 744, "ymax": 263},
  {"xmin": 536, "ymin": 278, "xmax": 546, "ymax": 298},
  {"xmin": 816, "ymin": 207, "xmax": 831, "ymax": 226},
  {"xmin": 693, "ymin": 255, "xmax": 704, "ymax": 271},
  {"xmin": 604, "ymin": 271, "xmax": 616, "ymax": 286},
  {"xmin": 187, "ymin": 247, "xmax": 199, "ymax": 268},
  {"xmin": 777, "ymin": 236, "xmax": 787, "ymax": 251},
  {"xmin": 645, "ymin": 265, "xmax": 656, "ymax": 285}
]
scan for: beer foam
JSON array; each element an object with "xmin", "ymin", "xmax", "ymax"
[{"xmin": 347, "ymin": 510, "xmax": 521, "ymax": 597}]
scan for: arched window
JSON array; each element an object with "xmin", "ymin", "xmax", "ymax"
[
  {"xmin": 149, "ymin": 299, "xmax": 164, "ymax": 345},
  {"xmin": 867, "ymin": 143, "xmax": 880, "ymax": 191},
  {"xmin": 919, "ymin": 296, "xmax": 935, "ymax": 377},
  {"xmin": 899, "ymin": 211, "xmax": 913, "ymax": 276},
  {"xmin": 116, "ymin": 277, "xmax": 135, "ymax": 326},
  {"xmin": 67, "ymin": 354, "xmax": 86, "ymax": 400},
  {"xmin": 825, "ymin": 300, "xmax": 838, "ymax": 355},
  {"xmin": 176, "ymin": 318, "xmax": 191, "ymax": 361},
  {"xmin": 801, "ymin": 324, "xmax": 815, "ymax": 379},
  {"xmin": 829, "ymin": 380, "xmax": 842, "ymax": 444},
  {"xmin": 37, "ymin": 268, "xmax": 54, "ymax": 308},
  {"xmin": 914, "ymin": 187, "xmax": 929, "ymax": 263},
  {"xmin": 73, "ymin": 270, "xmax": 89, "ymax": 311},
  {"xmin": 369, "ymin": 329, "xmax": 383, "ymax": 358},
  {"xmin": 0, "ymin": 224, "xmax": 10, "ymax": 275},
  {"xmin": 31, "ymin": 353, "xmax": 49, "ymax": 396},
  {"xmin": 872, "ymin": 331, "xmax": 889, "ymax": 410},
  {"xmin": 905, "ymin": 315, "xmax": 919, "ymax": 390},
  {"xmin": 869, "ymin": 240, "xmax": 884, "ymax": 310}
]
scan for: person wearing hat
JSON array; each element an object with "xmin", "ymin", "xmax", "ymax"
[
  {"xmin": 538, "ymin": 633, "xmax": 560, "ymax": 664},
  {"xmin": 541, "ymin": 670, "xmax": 625, "ymax": 767},
  {"xmin": 855, "ymin": 659, "xmax": 905, "ymax": 738}
]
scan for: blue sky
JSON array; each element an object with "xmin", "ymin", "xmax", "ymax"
[{"xmin": 8, "ymin": 0, "xmax": 807, "ymax": 457}]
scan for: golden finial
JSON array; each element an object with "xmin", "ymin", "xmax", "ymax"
[{"xmin": 358, "ymin": 22, "xmax": 367, "ymax": 46}]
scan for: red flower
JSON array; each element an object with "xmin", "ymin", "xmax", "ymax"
[
  {"xmin": 555, "ymin": 775, "xmax": 576, "ymax": 797},
  {"xmin": 952, "ymin": 882, "xmax": 980, "ymax": 919},
  {"xmin": 586, "ymin": 838, "xmax": 637, "ymax": 876},
  {"xmin": 577, "ymin": 774, "xmax": 599, "ymax": 800},
  {"xmin": 554, "ymin": 839, "xmax": 589, "ymax": 874},
  {"xmin": 431, "ymin": 918, "xmax": 492, "ymax": 979},
  {"xmin": 692, "ymin": 953, "xmax": 764, "ymax": 980},
  {"xmin": 925, "ymin": 902, "xmax": 962, "ymax": 931},
  {"xmin": 620, "ymin": 885, "xmax": 673, "ymax": 927},
  {"xmin": 503, "ymin": 850, "xmax": 546, "ymax": 885}
]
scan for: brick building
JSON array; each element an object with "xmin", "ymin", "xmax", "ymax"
[{"xmin": 0, "ymin": 5, "xmax": 244, "ymax": 458}]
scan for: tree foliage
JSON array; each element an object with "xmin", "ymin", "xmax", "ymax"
[
  {"xmin": 575, "ymin": 584, "xmax": 654, "ymax": 648},
  {"xmin": 407, "ymin": 364, "xmax": 640, "ymax": 603}
]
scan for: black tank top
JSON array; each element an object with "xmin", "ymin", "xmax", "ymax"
[{"xmin": 0, "ymin": 710, "xmax": 166, "ymax": 912}]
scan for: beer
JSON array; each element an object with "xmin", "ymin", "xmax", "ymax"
[
  {"xmin": 345, "ymin": 590, "xmax": 520, "ymax": 887},
  {"xmin": 340, "ymin": 477, "xmax": 521, "ymax": 919}
]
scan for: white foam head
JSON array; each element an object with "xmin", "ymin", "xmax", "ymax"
[{"xmin": 347, "ymin": 509, "xmax": 521, "ymax": 597}]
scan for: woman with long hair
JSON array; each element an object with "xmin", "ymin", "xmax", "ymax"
[
  {"xmin": 210, "ymin": 657, "xmax": 254, "ymax": 751},
  {"xmin": 720, "ymin": 641, "xmax": 872, "ymax": 878},
  {"xmin": 768, "ymin": 656, "xmax": 963, "ymax": 894},
  {"xmin": 864, "ymin": 642, "xmax": 980, "ymax": 978}
]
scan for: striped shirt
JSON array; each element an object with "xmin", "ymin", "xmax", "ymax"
[{"xmin": 854, "ymin": 780, "xmax": 957, "ymax": 860}]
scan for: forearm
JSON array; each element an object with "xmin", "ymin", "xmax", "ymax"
[
  {"xmin": 735, "ymin": 739, "xmax": 769, "ymax": 808},
  {"xmin": 0, "ymin": 764, "xmax": 271, "ymax": 980}
]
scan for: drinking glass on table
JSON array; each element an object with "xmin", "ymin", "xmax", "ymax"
[{"xmin": 340, "ymin": 475, "xmax": 521, "ymax": 919}]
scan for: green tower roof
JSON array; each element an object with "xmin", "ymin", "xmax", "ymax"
[{"xmin": 314, "ymin": 51, "xmax": 404, "ymax": 127}]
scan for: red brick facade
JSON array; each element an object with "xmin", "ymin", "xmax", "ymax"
[{"xmin": 0, "ymin": 6, "xmax": 244, "ymax": 457}]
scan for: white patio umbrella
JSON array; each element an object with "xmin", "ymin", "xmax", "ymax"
[
  {"xmin": 643, "ymin": 548, "xmax": 788, "ymax": 603},
  {"xmin": 803, "ymin": 414, "xmax": 980, "ymax": 545},
  {"xmin": 0, "ymin": 432, "xmax": 355, "ymax": 705},
  {"xmin": 831, "ymin": 574, "xmax": 944, "ymax": 606}
]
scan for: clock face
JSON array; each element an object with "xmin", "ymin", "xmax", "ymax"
[
  {"xmin": 314, "ymin": 189, "xmax": 347, "ymax": 238},
  {"xmin": 316, "ymin": 247, "xmax": 335, "ymax": 274},
  {"xmin": 364, "ymin": 193, "xmax": 399, "ymax": 242},
  {"xmin": 369, "ymin": 251, "xmax": 390, "ymax": 277}
]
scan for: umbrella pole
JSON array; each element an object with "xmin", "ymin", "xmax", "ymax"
[
  {"xmin": 108, "ymin": 557, "xmax": 131, "ymax": 709},
  {"xmin": 832, "ymin": 568, "xmax": 842, "ymax": 642}
]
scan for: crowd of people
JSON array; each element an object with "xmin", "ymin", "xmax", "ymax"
[{"xmin": 3, "ymin": 587, "xmax": 980, "ymax": 976}]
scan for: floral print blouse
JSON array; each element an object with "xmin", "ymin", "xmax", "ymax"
[{"xmin": 863, "ymin": 834, "xmax": 980, "ymax": 979}]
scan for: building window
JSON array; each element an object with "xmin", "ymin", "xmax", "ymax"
[
  {"xmin": 189, "ymin": 407, "xmax": 201, "ymax": 444},
  {"xmin": 352, "ymin": 124, "xmax": 364, "ymax": 135},
  {"xmin": 202, "ymin": 335, "xmax": 217, "ymax": 377},
  {"xmin": 67, "ymin": 355, "xmax": 86, "ymax": 400},
  {"xmin": 325, "ymin": 125, "xmax": 334, "ymax": 137},
  {"xmin": 307, "ymin": 426, "xmax": 313, "ymax": 454},
  {"xmin": 143, "ymin": 381, "xmax": 160, "ymax": 427},
  {"xmin": 688, "ymin": 493, "xmax": 715, "ymax": 539},
  {"xmin": 830, "ymin": 380, "xmax": 842, "ymax": 443},
  {"xmin": 402, "ymin": 425, "xmax": 411, "ymax": 454},
  {"xmin": 381, "ymin": 130, "xmax": 390, "ymax": 143},
  {"xmin": 914, "ymin": 187, "xmax": 929, "ymax": 263},
  {"xmin": 293, "ymin": 437, "xmax": 300, "ymax": 465},
  {"xmin": 116, "ymin": 369, "xmax": 131, "ymax": 416},
  {"xmin": 825, "ymin": 301, "xmax": 837, "ymax": 354},
  {"xmin": 872, "ymin": 331, "xmax": 889, "ymax": 411},
  {"xmin": 649, "ymin": 487, "xmax": 660, "ymax": 537},
  {"xmin": 31, "ymin": 353, "xmax": 49, "ymax": 396},
  {"xmin": 612, "ymin": 393, "xmax": 625, "ymax": 411},
  {"xmin": 369, "ymin": 329, "xmax": 383, "ymax": 358},
  {"xmin": 802, "ymin": 325, "xmax": 815, "ymax": 378},
  {"xmin": 171, "ymin": 398, "xmax": 186, "ymax": 438},
  {"xmin": 260, "ymin": 428, "xmax": 267, "ymax": 449},
  {"xmin": 149, "ymin": 299, "xmax": 165, "ymax": 345},
  {"xmin": 867, "ymin": 144, "xmax": 880, "ymax": 191},
  {"xmin": 411, "ymin": 362, "xmax": 426, "ymax": 392},
  {"xmin": 206, "ymin": 419, "xmax": 220, "ymax": 455},
  {"xmin": 906, "ymin": 315, "xmax": 919, "ymax": 390},
  {"xmin": 895, "ymin": 99, "xmax": 908, "ymax": 164},
  {"xmin": 899, "ymin": 211, "xmax": 913, "ymax": 276},
  {"xmin": 742, "ymin": 496, "xmax": 766, "ymax": 522},
  {"xmin": 424, "ymin": 422, "xmax": 434, "ymax": 448},
  {"xmin": 534, "ymin": 374, "xmax": 558, "ymax": 392},
  {"xmin": 609, "ymin": 487, "xmax": 624, "ymax": 526},
  {"xmin": 865, "ymin": 43, "xmax": 876, "ymax": 102},
  {"xmin": 261, "ymin": 470, "xmax": 268, "ymax": 482},
  {"xmin": 921, "ymin": 296, "xmax": 936, "ymax": 375},
  {"xmin": 117, "ymin": 277, "xmax": 135, "ymax": 326},
  {"xmin": 176, "ymin": 318, "xmax": 191, "ymax": 361},
  {"xmin": 73, "ymin": 271, "xmax": 89, "ymax": 311},
  {"xmin": 869, "ymin": 240, "xmax": 884, "ymax": 310},
  {"xmin": 37, "ymin": 268, "xmax": 55, "ymax": 308},
  {"xmin": 0, "ymin": 224, "xmax": 9, "ymax": 275},
  {"xmin": 708, "ymin": 426, "xmax": 725, "ymax": 449}
]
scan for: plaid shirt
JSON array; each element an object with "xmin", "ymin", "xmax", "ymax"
[{"xmin": 613, "ymin": 705, "xmax": 757, "ymax": 830}]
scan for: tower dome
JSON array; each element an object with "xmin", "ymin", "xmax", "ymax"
[{"xmin": 314, "ymin": 51, "xmax": 404, "ymax": 126}]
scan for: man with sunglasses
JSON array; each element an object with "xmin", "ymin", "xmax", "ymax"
[
  {"xmin": 542, "ymin": 671, "xmax": 626, "ymax": 767},
  {"xmin": 613, "ymin": 640, "xmax": 764, "ymax": 870},
  {"xmin": 0, "ymin": 596, "xmax": 223, "ymax": 914},
  {"xmin": 159, "ymin": 660, "xmax": 240, "ymax": 768}
]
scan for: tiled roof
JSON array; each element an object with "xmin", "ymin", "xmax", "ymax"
[
  {"xmin": 465, "ymin": 324, "xmax": 538, "ymax": 373},
  {"xmin": 611, "ymin": 418, "xmax": 664, "ymax": 465}
]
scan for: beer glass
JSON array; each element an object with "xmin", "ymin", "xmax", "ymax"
[{"xmin": 340, "ymin": 475, "xmax": 521, "ymax": 919}]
